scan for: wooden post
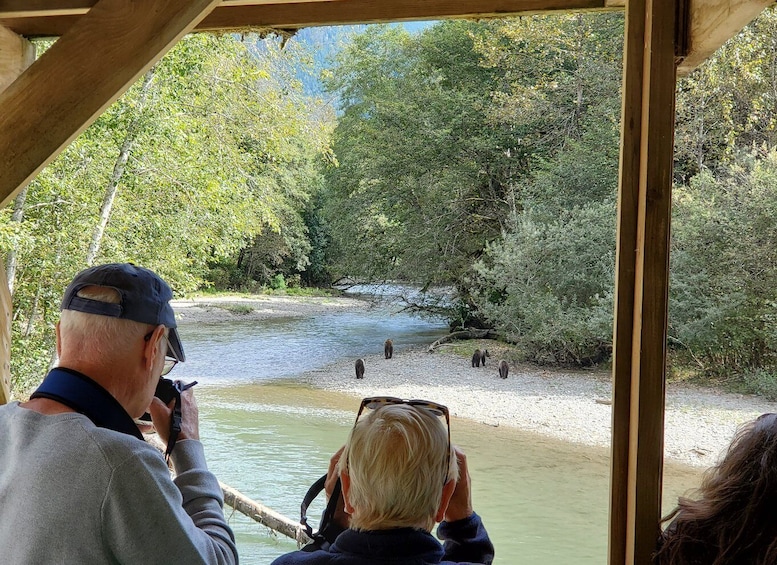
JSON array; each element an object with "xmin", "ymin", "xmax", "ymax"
[
  {"xmin": 0, "ymin": 25, "xmax": 33, "ymax": 93},
  {"xmin": 609, "ymin": 0, "xmax": 677, "ymax": 562},
  {"xmin": 0, "ymin": 259, "xmax": 11, "ymax": 405},
  {"xmin": 0, "ymin": 25, "xmax": 32, "ymax": 404}
]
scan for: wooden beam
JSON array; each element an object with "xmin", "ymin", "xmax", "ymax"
[
  {"xmin": 0, "ymin": 0, "xmax": 331, "ymax": 18},
  {"xmin": 0, "ymin": 258, "xmax": 11, "ymax": 406},
  {"xmin": 220, "ymin": 482, "xmax": 312, "ymax": 544},
  {"xmin": 197, "ymin": 0, "xmax": 616, "ymax": 29},
  {"xmin": 677, "ymin": 0, "xmax": 773, "ymax": 76},
  {"xmin": 0, "ymin": 27, "xmax": 27, "ymax": 405},
  {"xmin": 609, "ymin": 0, "xmax": 676, "ymax": 562},
  {"xmin": 0, "ymin": 0, "xmax": 621, "ymax": 37},
  {"xmin": 0, "ymin": 26, "xmax": 31, "ymax": 405},
  {"xmin": 0, "ymin": 0, "xmax": 220, "ymax": 208},
  {"xmin": 608, "ymin": 0, "xmax": 644, "ymax": 555},
  {"xmin": 0, "ymin": 25, "xmax": 34, "ymax": 93}
]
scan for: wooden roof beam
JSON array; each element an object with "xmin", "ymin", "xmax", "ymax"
[
  {"xmin": 0, "ymin": 0, "xmax": 329, "ymax": 18},
  {"xmin": 197, "ymin": 0, "xmax": 622, "ymax": 30},
  {"xmin": 0, "ymin": 0, "xmax": 220, "ymax": 208},
  {"xmin": 0, "ymin": 25, "xmax": 34, "ymax": 93},
  {"xmin": 0, "ymin": 0, "xmax": 624, "ymax": 37},
  {"xmin": 677, "ymin": 0, "xmax": 774, "ymax": 76}
]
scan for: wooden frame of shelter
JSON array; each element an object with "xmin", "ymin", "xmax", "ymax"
[{"xmin": 0, "ymin": 1, "xmax": 773, "ymax": 563}]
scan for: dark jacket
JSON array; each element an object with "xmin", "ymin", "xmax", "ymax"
[{"xmin": 271, "ymin": 513, "xmax": 494, "ymax": 564}]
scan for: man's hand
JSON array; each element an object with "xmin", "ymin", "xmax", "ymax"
[
  {"xmin": 444, "ymin": 447, "xmax": 474, "ymax": 523},
  {"xmin": 148, "ymin": 385, "xmax": 200, "ymax": 448}
]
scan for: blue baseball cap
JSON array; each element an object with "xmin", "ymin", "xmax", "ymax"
[{"xmin": 60, "ymin": 263, "xmax": 185, "ymax": 362}]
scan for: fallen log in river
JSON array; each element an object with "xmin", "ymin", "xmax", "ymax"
[
  {"xmin": 427, "ymin": 328, "xmax": 500, "ymax": 352},
  {"xmin": 220, "ymin": 482, "xmax": 312, "ymax": 546}
]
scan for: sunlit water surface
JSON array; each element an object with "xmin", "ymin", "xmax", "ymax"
[{"xmin": 173, "ymin": 306, "xmax": 703, "ymax": 564}]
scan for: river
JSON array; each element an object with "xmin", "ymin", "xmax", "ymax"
[{"xmin": 172, "ymin": 301, "xmax": 703, "ymax": 564}]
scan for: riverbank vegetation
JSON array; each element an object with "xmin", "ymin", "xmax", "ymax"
[{"xmin": 5, "ymin": 11, "xmax": 777, "ymax": 398}]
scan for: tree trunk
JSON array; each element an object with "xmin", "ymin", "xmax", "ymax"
[
  {"xmin": 86, "ymin": 66, "xmax": 157, "ymax": 266},
  {"xmin": 427, "ymin": 329, "xmax": 500, "ymax": 352},
  {"xmin": 6, "ymin": 184, "xmax": 28, "ymax": 295},
  {"xmin": 23, "ymin": 283, "xmax": 41, "ymax": 338}
]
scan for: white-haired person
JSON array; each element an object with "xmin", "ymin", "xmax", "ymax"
[
  {"xmin": 0, "ymin": 263, "xmax": 237, "ymax": 564},
  {"xmin": 273, "ymin": 396, "xmax": 494, "ymax": 564}
]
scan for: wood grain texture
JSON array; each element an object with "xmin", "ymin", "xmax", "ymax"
[
  {"xmin": 198, "ymin": 0, "xmax": 615, "ymax": 29},
  {"xmin": 609, "ymin": 0, "xmax": 645, "ymax": 557},
  {"xmin": 220, "ymin": 482, "xmax": 311, "ymax": 543},
  {"xmin": 609, "ymin": 0, "xmax": 676, "ymax": 563},
  {"xmin": 0, "ymin": 27, "xmax": 31, "ymax": 405},
  {"xmin": 0, "ymin": 0, "xmax": 220, "ymax": 208},
  {"xmin": 677, "ymin": 0, "xmax": 772, "ymax": 76},
  {"xmin": 0, "ymin": 0, "xmax": 618, "ymax": 37},
  {"xmin": 0, "ymin": 258, "xmax": 11, "ymax": 406},
  {"xmin": 0, "ymin": 25, "xmax": 33, "ymax": 93},
  {"xmin": 0, "ymin": 0, "xmax": 769, "ymax": 76}
]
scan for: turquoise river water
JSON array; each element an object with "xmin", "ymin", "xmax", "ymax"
[{"xmin": 172, "ymin": 305, "xmax": 703, "ymax": 564}]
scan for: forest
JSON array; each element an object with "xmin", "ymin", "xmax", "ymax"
[{"xmin": 5, "ymin": 10, "xmax": 777, "ymax": 396}]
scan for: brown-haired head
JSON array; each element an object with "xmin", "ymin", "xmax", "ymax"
[{"xmin": 656, "ymin": 413, "xmax": 777, "ymax": 564}]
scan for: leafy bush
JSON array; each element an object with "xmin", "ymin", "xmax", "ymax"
[
  {"xmin": 739, "ymin": 368, "xmax": 777, "ymax": 401},
  {"xmin": 270, "ymin": 273, "xmax": 287, "ymax": 290},
  {"xmin": 670, "ymin": 150, "xmax": 777, "ymax": 375},
  {"xmin": 472, "ymin": 201, "xmax": 616, "ymax": 366}
]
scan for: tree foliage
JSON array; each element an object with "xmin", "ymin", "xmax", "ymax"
[
  {"xmin": 322, "ymin": 15, "xmax": 624, "ymax": 353},
  {"xmin": 321, "ymin": 23, "xmax": 513, "ymax": 294},
  {"xmin": 670, "ymin": 149, "xmax": 777, "ymax": 373},
  {"xmin": 9, "ymin": 8, "xmax": 777, "ymax": 393},
  {"xmin": 2, "ymin": 33, "xmax": 333, "ymax": 394},
  {"xmin": 320, "ymin": 9, "xmax": 777, "ymax": 381}
]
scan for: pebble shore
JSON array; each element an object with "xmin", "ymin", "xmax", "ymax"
[
  {"xmin": 174, "ymin": 295, "xmax": 777, "ymax": 469},
  {"xmin": 297, "ymin": 346, "xmax": 777, "ymax": 469}
]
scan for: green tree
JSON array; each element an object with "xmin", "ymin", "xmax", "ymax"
[
  {"xmin": 1, "ymin": 33, "xmax": 333, "ymax": 394},
  {"xmin": 321, "ymin": 22, "xmax": 515, "ymax": 300},
  {"xmin": 471, "ymin": 115, "xmax": 620, "ymax": 364},
  {"xmin": 674, "ymin": 7, "xmax": 777, "ymax": 182},
  {"xmin": 466, "ymin": 14, "xmax": 622, "ymax": 362}
]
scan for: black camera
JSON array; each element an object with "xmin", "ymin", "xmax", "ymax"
[
  {"xmin": 136, "ymin": 378, "xmax": 197, "ymax": 425},
  {"xmin": 155, "ymin": 377, "xmax": 183, "ymax": 405}
]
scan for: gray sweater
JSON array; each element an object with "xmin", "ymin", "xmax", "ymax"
[{"xmin": 0, "ymin": 402, "xmax": 238, "ymax": 564}]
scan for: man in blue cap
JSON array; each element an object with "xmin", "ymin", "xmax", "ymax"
[{"xmin": 0, "ymin": 263, "xmax": 238, "ymax": 564}]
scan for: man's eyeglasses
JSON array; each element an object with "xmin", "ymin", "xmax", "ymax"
[
  {"xmin": 143, "ymin": 331, "xmax": 179, "ymax": 376},
  {"xmin": 354, "ymin": 396, "xmax": 452, "ymax": 482}
]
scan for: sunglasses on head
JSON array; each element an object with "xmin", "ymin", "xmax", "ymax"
[{"xmin": 354, "ymin": 396, "xmax": 452, "ymax": 482}]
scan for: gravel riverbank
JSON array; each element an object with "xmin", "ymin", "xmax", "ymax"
[
  {"xmin": 174, "ymin": 295, "xmax": 777, "ymax": 469},
  {"xmin": 172, "ymin": 294, "xmax": 364, "ymax": 324},
  {"xmin": 296, "ymin": 345, "xmax": 777, "ymax": 469}
]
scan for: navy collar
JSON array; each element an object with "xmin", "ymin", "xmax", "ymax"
[
  {"xmin": 331, "ymin": 528, "xmax": 444, "ymax": 561},
  {"xmin": 30, "ymin": 367, "xmax": 143, "ymax": 440}
]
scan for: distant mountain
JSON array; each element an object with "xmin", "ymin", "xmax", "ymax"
[
  {"xmin": 289, "ymin": 26, "xmax": 364, "ymax": 96},
  {"xmin": 287, "ymin": 22, "xmax": 436, "ymax": 97}
]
